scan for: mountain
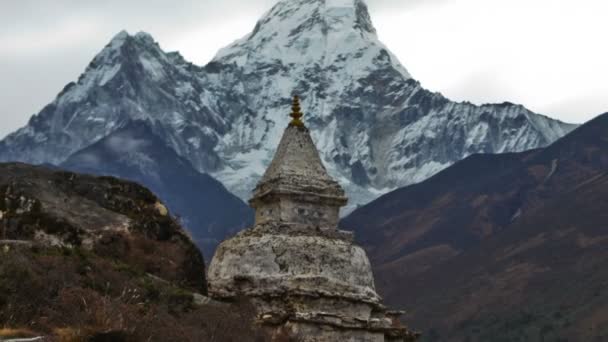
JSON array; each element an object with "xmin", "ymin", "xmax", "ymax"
[
  {"xmin": 0, "ymin": 163, "xmax": 268, "ymax": 341},
  {"xmin": 60, "ymin": 122, "xmax": 253, "ymax": 258},
  {"xmin": 0, "ymin": 0, "xmax": 576, "ymax": 211},
  {"xmin": 0, "ymin": 31, "xmax": 224, "ymax": 171},
  {"xmin": 204, "ymin": 0, "xmax": 575, "ymax": 209},
  {"xmin": 341, "ymin": 113, "xmax": 608, "ymax": 341}
]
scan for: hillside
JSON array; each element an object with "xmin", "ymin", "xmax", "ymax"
[
  {"xmin": 342, "ymin": 113, "xmax": 608, "ymax": 341},
  {"xmin": 0, "ymin": 163, "xmax": 266, "ymax": 341}
]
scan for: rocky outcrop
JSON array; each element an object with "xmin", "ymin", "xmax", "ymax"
[
  {"xmin": 208, "ymin": 98, "xmax": 418, "ymax": 341},
  {"xmin": 0, "ymin": 163, "xmax": 268, "ymax": 341},
  {"xmin": 0, "ymin": 162, "xmax": 205, "ymax": 291}
]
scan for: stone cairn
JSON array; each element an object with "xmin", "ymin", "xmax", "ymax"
[{"xmin": 208, "ymin": 96, "xmax": 419, "ymax": 341}]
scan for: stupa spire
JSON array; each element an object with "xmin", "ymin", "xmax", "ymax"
[
  {"xmin": 248, "ymin": 97, "xmax": 347, "ymax": 228},
  {"xmin": 289, "ymin": 95, "xmax": 305, "ymax": 127}
]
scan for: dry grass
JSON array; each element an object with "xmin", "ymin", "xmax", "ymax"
[
  {"xmin": 1, "ymin": 246, "xmax": 269, "ymax": 342},
  {"xmin": 0, "ymin": 327, "xmax": 38, "ymax": 338},
  {"xmin": 54, "ymin": 327, "xmax": 86, "ymax": 342}
]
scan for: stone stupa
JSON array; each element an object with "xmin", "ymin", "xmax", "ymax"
[{"xmin": 208, "ymin": 96, "xmax": 418, "ymax": 341}]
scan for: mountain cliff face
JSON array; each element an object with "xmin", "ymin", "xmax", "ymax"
[
  {"xmin": 341, "ymin": 113, "xmax": 608, "ymax": 341},
  {"xmin": 0, "ymin": 0, "xmax": 576, "ymax": 210},
  {"xmin": 60, "ymin": 122, "xmax": 254, "ymax": 258}
]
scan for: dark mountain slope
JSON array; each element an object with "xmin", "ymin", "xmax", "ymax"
[
  {"xmin": 60, "ymin": 122, "xmax": 254, "ymax": 258},
  {"xmin": 342, "ymin": 113, "xmax": 608, "ymax": 341}
]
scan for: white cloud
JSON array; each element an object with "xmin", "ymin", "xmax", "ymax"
[
  {"xmin": 370, "ymin": 0, "xmax": 608, "ymax": 123},
  {"xmin": 0, "ymin": 16, "xmax": 103, "ymax": 57},
  {"xmin": 106, "ymin": 135, "xmax": 150, "ymax": 154},
  {"xmin": 1, "ymin": 0, "xmax": 607, "ymax": 139}
]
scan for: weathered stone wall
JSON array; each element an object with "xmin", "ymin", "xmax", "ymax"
[
  {"xmin": 208, "ymin": 229, "xmax": 379, "ymax": 305},
  {"xmin": 254, "ymin": 196, "xmax": 341, "ymax": 228},
  {"xmin": 254, "ymin": 200, "xmax": 282, "ymax": 225},
  {"xmin": 277, "ymin": 197, "xmax": 341, "ymax": 228}
]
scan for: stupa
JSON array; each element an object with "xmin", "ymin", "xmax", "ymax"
[{"xmin": 208, "ymin": 96, "xmax": 418, "ymax": 341}]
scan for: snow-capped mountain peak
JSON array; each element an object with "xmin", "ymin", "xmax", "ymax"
[
  {"xmin": 57, "ymin": 30, "xmax": 174, "ymax": 107},
  {"xmin": 0, "ymin": 1, "xmax": 577, "ymax": 213},
  {"xmin": 206, "ymin": 0, "xmax": 416, "ymax": 202},
  {"xmin": 0, "ymin": 30, "xmax": 223, "ymax": 169},
  {"xmin": 214, "ymin": 0, "xmax": 409, "ymax": 79}
]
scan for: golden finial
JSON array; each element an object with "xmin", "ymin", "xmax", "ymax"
[{"xmin": 289, "ymin": 95, "xmax": 305, "ymax": 127}]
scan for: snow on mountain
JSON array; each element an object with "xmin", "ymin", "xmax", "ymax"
[
  {"xmin": 0, "ymin": 0, "xmax": 577, "ymax": 213},
  {"xmin": 0, "ymin": 31, "xmax": 225, "ymax": 171},
  {"xmin": 204, "ymin": 0, "xmax": 576, "ymax": 210}
]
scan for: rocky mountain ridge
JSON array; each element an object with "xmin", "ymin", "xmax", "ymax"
[{"xmin": 0, "ymin": 0, "xmax": 576, "ymax": 211}]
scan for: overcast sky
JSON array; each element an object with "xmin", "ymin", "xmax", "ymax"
[{"xmin": 1, "ymin": 0, "xmax": 607, "ymax": 139}]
